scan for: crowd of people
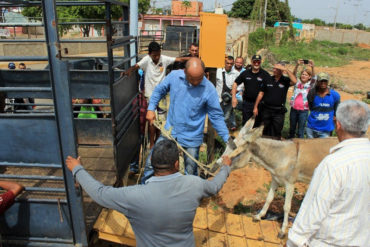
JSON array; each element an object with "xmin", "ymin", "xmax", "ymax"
[{"xmin": 1, "ymin": 41, "xmax": 369, "ymax": 247}]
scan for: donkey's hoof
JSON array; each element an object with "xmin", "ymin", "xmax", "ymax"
[
  {"xmin": 277, "ymin": 231, "xmax": 285, "ymax": 239},
  {"xmin": 252, "ymin": 215, "xmax": 261, "ymax": 222}
]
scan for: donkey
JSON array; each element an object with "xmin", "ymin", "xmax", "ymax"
[{"xmin": 211, "ymin": 117, "xmax": 338, "ymax": 238}]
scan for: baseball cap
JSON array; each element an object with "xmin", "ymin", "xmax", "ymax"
[
  {"xmin": 252, "ymin": 55, "xmax": 262, "ymax": 61},
  {"xmin": 317, "ymin": 72, "xmax": 330, "ymax": 81},
  {"xmin": 8, "ymin": 62, "xmax": 16, "ymax": 69}
]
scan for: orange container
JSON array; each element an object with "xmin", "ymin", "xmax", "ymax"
[{"xmin": 199, "ymin": 12, "xmax": 228, "ymax": 68}]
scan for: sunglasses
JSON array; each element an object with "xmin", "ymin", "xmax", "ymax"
[{"xmin": 252, "ymin": 60, "xmax": 261, "ymax": 64}]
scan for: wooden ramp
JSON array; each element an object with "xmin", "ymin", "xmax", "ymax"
[{"xmin": 93, "ymin": 207, "xmax": 287, "ymax": 246}]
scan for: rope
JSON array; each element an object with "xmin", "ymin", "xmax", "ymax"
[{"xmin": 152, "ymin": 120, "xmax": 217, "ymax": 177}]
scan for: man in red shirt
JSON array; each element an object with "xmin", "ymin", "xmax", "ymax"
[{"xmin": 0, "ymin": 181, "xmax": 24, "ymax": 215}]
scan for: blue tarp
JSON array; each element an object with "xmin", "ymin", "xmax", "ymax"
[{"xmin": 274, "ymin": 22, "xmax": 303, "ymax": 30}]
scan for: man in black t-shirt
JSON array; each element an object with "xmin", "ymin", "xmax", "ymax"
[
  {"xmin": 253, "ymin": 63, "xmax": 297, "ymax": 139},
  {"xmin": 232, "ymin": 55, "xmax": 271, "ymax": 125}
]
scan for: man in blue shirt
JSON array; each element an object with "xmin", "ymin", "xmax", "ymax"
[
  {"xmin": 307, "ymin": 72, "xmax": 341, "ymax": 138},
  {"xmin": 145, "ymin": 58, "xmax": 231, "ymax": 179}
]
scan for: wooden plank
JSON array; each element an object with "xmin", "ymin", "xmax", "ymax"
[
  {"xmin": 208, "ymin": 231, "xmax": 227, "ymax": 247},
  {"xmin": 123, "ymin": 219, "xmax": 136, "ymax": 239},
  {"xmin": 225, "ymin": 213, "xmax": 244, "ymax": 237},
  {"xmin": 260, "ymin": 220, "xmax": 281, "ymax": 244},
  {"xmin": 247, "ymin": 239, "xmax": 265, "ymax": 247},
  {"xmin": 93, "ymin": 208, "xmax": 110, "ymax": 232},
  {"xmin": 241, "ymin": 215, "xmax": 263, "ymax": 240},
  {"xmin": 207, "ymin": 208, "xmax": 226, "ymax": 233},
  {"xmin": 264, "ymin": 242, "xmax": 281, "ymax": 247},
  {"xmin": 227, "ymin": 235, "xmax": 247, "ymax": 247},
  {"xmin": 194, "ymin": 228, "xmax": 209, "ymax": 247},
  {"xmin": 193, "ymin": 207, "xmax": 208, "ymax": 229},
  {"xmin": 98, "ymin": 232, "xmax": 136, "ymax": 246},
  {"xmin": 100, "ymin": 210, "xmax": 127, "ymax": 235}
]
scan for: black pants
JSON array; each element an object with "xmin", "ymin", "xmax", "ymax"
[
  {"xmin": 242, "ymin": 101, "xmax": 262, "ymax": 127},
  {"xmin": 262, "ymin": 107, "xmax": 285, "ymax": 139}
]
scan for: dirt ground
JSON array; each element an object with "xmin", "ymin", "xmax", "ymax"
[
  {"xmin": 317, "ymin": 61, "xmax": 370, "ymax": 93},
  {"xmin": 211, "ymin": 60, "xmax": 370, "ymax": 215}
]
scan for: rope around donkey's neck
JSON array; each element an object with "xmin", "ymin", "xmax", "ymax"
[{"xmin": 152, "ymin": 120, "xmax": 216, "ymax": 177}]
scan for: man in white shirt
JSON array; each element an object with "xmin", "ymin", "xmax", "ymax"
[
  {"xmin": 233, "ymin": 57, "xmax": 246, "ymax": 111},
  {"xmin": 124, "ymin": 41, "xmax": 189, "ymax": 147},
  {"xmin": 287, "ymin": 99, "xmax": 370, "ymax": 247},
  {"xmin": 216, "ymin": 56, "xmax": 240, "ymax": 130}
]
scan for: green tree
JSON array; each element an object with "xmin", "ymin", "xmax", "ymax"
[
  {"xmin": 228, "ymin": 0, "xmax": 255, "ymax": 19},
  {"xmin": 354, "ymin": 23, "xmax": 366, "ymax": 30},
  {"xmin": 22, "ymin": 0, "xmax": 150, "ymax": 37},
  {"xmin": 265, "ymin": 0, "xmax": 290, "ymax": 27},
  {"xmin": 229, "ymin": 0, "xmax": 290, "ymax": 27}
]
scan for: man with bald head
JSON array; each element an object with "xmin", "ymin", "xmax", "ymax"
[{"xmin": 145, "ymin": 58, "xmax": 231, "ymax": 180}]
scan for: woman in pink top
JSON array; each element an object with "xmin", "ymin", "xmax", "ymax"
[{"xmin": 289, "ymin": 59, "xmax": 316, "ymax": 138}]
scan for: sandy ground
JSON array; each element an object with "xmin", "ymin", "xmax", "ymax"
[{"xmin": 317, "ymin": 61, "xmax": 370, "ymax": 93}]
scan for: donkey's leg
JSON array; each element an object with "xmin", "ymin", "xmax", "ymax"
[
  {"xmin": 278, "ymin": 182, "xmax": 294, "ymax": 239},
  {"xmin": 253, "ymin": 179, "xmax": 278, "ymax": 221}
]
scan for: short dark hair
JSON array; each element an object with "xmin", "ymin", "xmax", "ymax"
[
  {"xmin": 148, "ymin": 41, "xmax": 161, "ymax": 54},
  {"xmin": 19, "ymin": 63, "xmax": 25, "ymax": 67},
  {"xmin": 226, "ymin": 55, "xmax": 234, "ymax": 61},
  {"xmin": 190, "ymin": 43, "xmax": 199, "ymax": 48},
  {"xmin": 151, "ymin": 139, "xmax": 179, "ymax": 171}
]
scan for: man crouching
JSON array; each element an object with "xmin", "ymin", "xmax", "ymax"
[{"xmin": 66, "ymin": 139, "xmax": 231, "ymax": 247}]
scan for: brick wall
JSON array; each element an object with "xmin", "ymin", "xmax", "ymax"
[{"xmin": 171, "ymin": 1, "xmax": 203, "ymax": 16}]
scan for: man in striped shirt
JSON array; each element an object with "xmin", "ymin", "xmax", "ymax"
[{"xmin": 287, "ymin": 100, "xmax": 370, "ymax": 247}]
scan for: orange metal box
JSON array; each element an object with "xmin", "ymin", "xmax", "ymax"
[{"xmin": 199, "ymin": 12, "xmax": 228, "ymax": 68}]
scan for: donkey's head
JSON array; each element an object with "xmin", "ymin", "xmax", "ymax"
[{"xmin": 210, "ymin": 117, "xmax": 264, "ymax": 172}]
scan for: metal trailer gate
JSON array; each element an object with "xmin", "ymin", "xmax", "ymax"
[{"xmin": 0, "ymin": 1, "xmax": 140, "ymax": 246}]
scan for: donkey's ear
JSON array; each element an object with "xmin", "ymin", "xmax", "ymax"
[
  {"xmin": 239, "ymin": 117, "xmax": 255, "ymax": 137},
  {"xmin": 249, "ymin": 125, "xmax": 264, "ymax": 141}
]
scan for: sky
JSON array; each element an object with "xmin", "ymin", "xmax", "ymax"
[{"xmin": 151, "ymin": 0, "xmax": 370, "ymax": 26}]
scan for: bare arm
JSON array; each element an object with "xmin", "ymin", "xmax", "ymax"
[
  {"xmin": 174, "ymin": 56, "xmax": 191, "ymax": 63},
  {"xmin": 308, "ymin": 60, "xmax": 315, "ymax": 77},
  {"xmin": 231, "ymin": 82, "xmax": 238, "ymax": 108},
  {"xmin": 122, "ymin": 64, "xmax": 140, "ymax": 76},
  {"xmin": 275, "ymin": 64, "xmax": 297, "ymax": 85},
  {"xmin": 286, "ymin": 69, "xmax": 297, "ymax": 85},
  {"xmin": 293, "ymin": 59, "xmax": 303, "ymax": 76},
  {"xmin": 0, "ymin": 181, "xmax": 24, "ymax": 197},
  {"xmin": 253, "ymin": 91, "xmax": 264, "ymax": 116}
]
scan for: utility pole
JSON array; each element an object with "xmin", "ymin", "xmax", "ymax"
[
  {"xmin": 263, "ymin": 0, "xmax": 268, "ymax": 29},
  {"xmin": 333, "ymin": 0, "xmax": 340, "ymax": 29}
]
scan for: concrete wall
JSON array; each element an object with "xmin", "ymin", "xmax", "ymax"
[
  {"xmin": 0, "ymin": 39, "xmax": 107, "ymax": 57},
  {"xmin": 315, "ymin": 27, "xmax": 370, "ymax": 45},
  {"xmin": 226, "ymin": 18, "xmax": 260, "ymax": 60}
]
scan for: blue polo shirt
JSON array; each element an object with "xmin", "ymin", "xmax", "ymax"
[
  {"xmin": 307, "ymin": 89, "xmax": 340, "ymax": 132},
  {"xmin": 148, "ymin": 70, "xmax": 229, "ymax": 147}
]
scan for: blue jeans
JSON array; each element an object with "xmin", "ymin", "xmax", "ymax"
[
  {"xmin": 221, "ymin": 102, "xmax": 235, "ymax": 129},
  {"xmin": 306, "ymin": 127, "xmax": 331, "ymax": 138},
  {"xmin": 130, "ymin": 135, "xmax": 144, "ymax": 173},
  {"xmin": 289, "ymin": 108, "xmax": 309, "ymax": 138},
  {"xmin": 183, "ymin": 146, "xmax": 200, "ymax": 176},
  {"xmin": 141, "ymin": 136, "xmax": 200, "ymax": 184}
]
